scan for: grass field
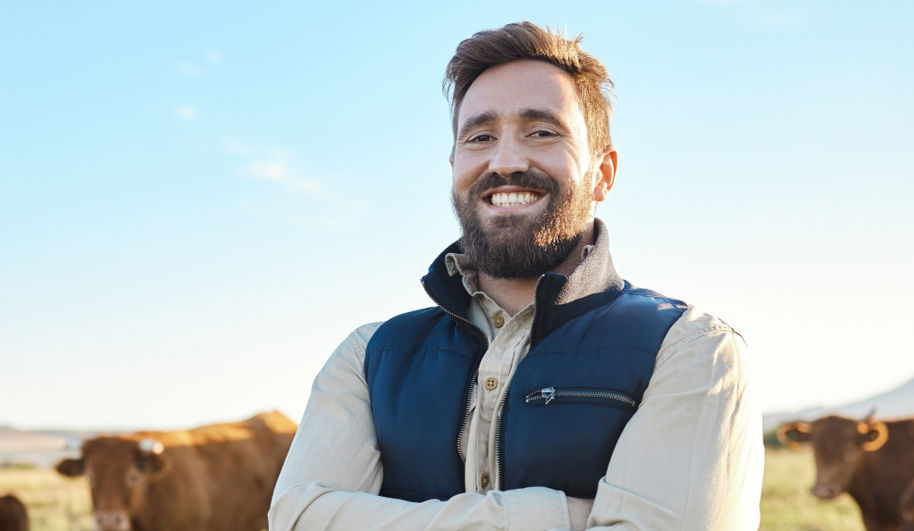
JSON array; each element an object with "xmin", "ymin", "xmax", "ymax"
[
  {"xmin": 0, "ymin": 466, "xmax": 92, "ymax": 531},
  {"xmin": 760, "ymin": 448, "xmax": 864, "ymax": 531},
  {"xmin": 0, "ymin": 447, "xmax": 866, "ymax": 530}
]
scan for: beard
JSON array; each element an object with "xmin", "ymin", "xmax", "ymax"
[{"xmin": 451, "ymin": 169, "xmax": 594, "ymax": 279}]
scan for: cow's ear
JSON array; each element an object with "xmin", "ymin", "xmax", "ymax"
[
  {"xmin": 135, "ymin": 439, "xmax": 168, "ymax": 476},
  {"xmin": 56, "ymin": 458, "xmax": 85, "ymax": 477},
  {"xmin": 777, "ymin": 421, "xmax": 812, "ymax": 449},
  {"xmin": 857, "ymin": 421, "xmax": 888, "ymax": 451},
  {"xmin": 135, "ymin": 451, "xmax": 167, "ymax": 475}
]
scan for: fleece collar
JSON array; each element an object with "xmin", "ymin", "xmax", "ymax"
[{"xmin": 420, "ymin": 219, "xmax": 625, "ymax": 347}]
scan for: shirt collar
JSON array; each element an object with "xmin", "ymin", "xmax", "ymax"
[
  {"xmin": 444, "ymin": 246, "xmax": 595, "ymax": 297},
  {"xmin": 421, "ymin": 219, "xmax": 625, "ymax": 347}
]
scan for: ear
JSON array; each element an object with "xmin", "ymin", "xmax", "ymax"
[
  {"xmin": 592, "ymin": 146, "xmax": 617, "ymax": 203},
  {"xmin": 135, "ymin": 439, "xmax": 168, "ymax": 476},
  {"xmin": 858, "ymin": 421, "xmax": 889, "ymax": 451},
  {"xmin": 777, "ymin": 421, "xmax": 812, "ymax": 449},
  {"xmin": 56, "ymin": 458, "xmax": 85, "ymax": 477}
]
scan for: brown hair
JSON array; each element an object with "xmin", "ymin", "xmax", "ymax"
[{"xmin": 444, "ymin": 21, "xmax": 615, "ymax": 158}]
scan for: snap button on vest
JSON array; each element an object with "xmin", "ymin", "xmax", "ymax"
[
  {"xmin": 484, "ymin": 377, "xmax": 498, "ymax": 390},
  {"xmin": 493, "ymin": 315, "xmax": 504, "ymax": 328},
  {"xmin": 480, "ymin": 473, "xmax": 490, "ymax": 488}
]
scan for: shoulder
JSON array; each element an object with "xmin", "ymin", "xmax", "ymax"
[
  {"xmin": 321, "ymin": 322, "xmax": 384, "ymax": 374},
  {"xmin": 375, "ymin": 307, "xmax": 445, "ymax": 330},
  {"xmin": 368, "ymin": 307, "xmax": 447, "ymax": 349},
  {"xmin": 337, "ymin": 307, "xmax": 447, "ymax": 363},
  {"xmin": 655, "ymin": 305, "xmax": 748, "ymax": 372}
]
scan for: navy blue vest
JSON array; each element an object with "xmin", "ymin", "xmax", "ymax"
[{"xmin": 364, "ymin": 224, "xmax": 687, "ymax": 502}]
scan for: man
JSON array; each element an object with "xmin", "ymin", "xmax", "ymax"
[{"xmin": 270, "ymin": 22, "xmax": 763, "ymax": 531}]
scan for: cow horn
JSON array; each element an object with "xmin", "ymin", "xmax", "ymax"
[
  {"xmin": 777, "ymin": 421, "xmax": 811, "ymax": 449},
  {"xmin": 859, "ymin": 421, "xmax": 889, "ymax": 451},
  {"xmin": 138, "ymin": 438, "xmax": 164, "ymax": 454},
  {"xmin": 861, "ymin": 406, "xmax": 878, "ymax": 422}
]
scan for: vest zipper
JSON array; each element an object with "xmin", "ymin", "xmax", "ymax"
[
  {"xmin": 420, "ymin": 279, "xmax": 489, "ymax": 465},
  {"xmin": 457, "ymin": 375, "xmax": 477, "ymax": 463},
  {"xmin": 494, "ymin": 379, "xmax": 510, "ymax": 491},
  {"xmin": 524, "ymin": 387, "xmax": 637, "ymax": 408},
  {"xmin": 494, "ymin": 274, "xmax": 545, "ymax": 492}
]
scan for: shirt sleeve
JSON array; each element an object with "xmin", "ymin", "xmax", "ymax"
[
  {"xmin": 577, "ymin": 307, "xmax": 765, "ymax": 531},
  {"xmin": 269, "ymin": 323, "xmax": 573, "ymax": 531}
]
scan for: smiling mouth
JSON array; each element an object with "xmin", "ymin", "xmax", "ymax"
[{"xmin": 487, "ymin": 191, "xmax": 543, "ymax": 207}]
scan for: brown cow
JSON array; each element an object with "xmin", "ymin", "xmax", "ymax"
[
  {"xmin": 0, "ymin": 494, "xmax": 28, "ymax": 531},
  {"xmin": 779, "ymin": 415, "xmax": 914, "ymax": 531},
  {"xmin": 56, "ymin": 411, "xmax": 297, "ymax": 531}
]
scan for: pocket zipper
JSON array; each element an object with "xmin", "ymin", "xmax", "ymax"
[{"xmin": 523, "ymin": 387, "xmax": 637, "ymax": 408}]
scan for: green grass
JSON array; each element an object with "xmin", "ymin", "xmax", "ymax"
[
  {"xmin": 760, "ymin": 447, "xmax": 864, "ymax": 531},
  {"xmin": 0, "ymin": 448, "xmax": 866, "ymax": 530},
  {"xmin": 0, "ymin": 468, "xmax": 93, "ymax": 531}
]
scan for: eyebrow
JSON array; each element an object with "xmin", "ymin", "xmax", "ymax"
[
  {"xmin": 518, "ymin": 108, "xmax": 565, "ymax": 127},
  {"xmin": 457, "ymin": 108, "xmax": 569, "ymax": 139},
  {"xmin": 457, "ymin": 111, "xmax": 499, "ymax": 138}
]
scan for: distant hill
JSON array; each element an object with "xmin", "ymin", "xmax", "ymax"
[
  {"xmin": 763, "ymin": 376, "xmax": 914, "ymax": 431},
  {"xmin": 0, "ymin": 427, "xmax": 88, "ymax": 468}
]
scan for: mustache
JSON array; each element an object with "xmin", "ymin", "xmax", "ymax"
[{"xmin": 468, "ymin": 170, "xmax": 558, "ymax": 199}]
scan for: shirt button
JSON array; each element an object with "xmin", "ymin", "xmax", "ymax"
[
  {"xmin": 480, "ymin": 473, "xmax": 490, "ymax": 488},
  {"xmin": 493, "ymin": 315, "xmax": 504, "ymax": 328},
  {"xmin": 484, "ymin": 377, "xmax": 498, "ymax": 390}
]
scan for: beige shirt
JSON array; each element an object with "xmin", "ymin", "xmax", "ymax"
[{"xmin": 269, "ymin": 256, "xmax": 764, "ymax": 531}]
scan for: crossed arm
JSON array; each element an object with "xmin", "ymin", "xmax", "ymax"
[{"xmin": 269, "ymin": 310, "xmax": 764, "ymax": 531}]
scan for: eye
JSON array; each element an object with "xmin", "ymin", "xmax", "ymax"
[
  {"xmin": 467, "ymin": 134, "xmax": 493, "ymax": 143},
  {"xmin": 530, "ymin": 129, "xmax": 557, "ymax": 139}
]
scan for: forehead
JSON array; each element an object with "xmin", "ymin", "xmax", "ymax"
[
  {"xmin": 84, "ymin": 437, "xmax": 136, "ymax": 462},
  {"xmin": 812, "ymin": 417, "xmax": 858, "ymax": 440},
  {"xmin": 457, "ymin": 59, "xmax": 584, "ymax": 131}
]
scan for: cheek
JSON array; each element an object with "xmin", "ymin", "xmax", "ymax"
[{"xmin": 452, "ymin": 153, "xmax": 488, "ymax": 191}]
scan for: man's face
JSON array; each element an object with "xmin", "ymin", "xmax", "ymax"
[{"xmin": 451, "ymin": 59, "xmax": 610, "ymax": 279}]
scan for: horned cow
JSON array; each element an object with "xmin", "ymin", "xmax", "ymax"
[
  {"xmin": 56, "ymin": 411, "xmax": 297, "ymax": 531},
  {"xmin": 779, "ymin": 415, "xmax": 914, "ymax": 531},
  {"xmin": 0, "ymin": 494, "xmax": 29, "ymax": 531}
]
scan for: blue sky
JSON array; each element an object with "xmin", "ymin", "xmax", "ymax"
[{"xmin": 1, "ymin": 0, "xmax": 912, "ymax": 429}]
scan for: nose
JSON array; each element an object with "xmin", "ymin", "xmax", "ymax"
[
  {"xmin": 488, "ymin": 135, "xmax": 529, "ymax": 177},
  {"xmin": 811, "ymin": 484, "xmax": 840, "ymax": 499},
  {"xmin": 94, "ymin": 510, "xmax": 130, "ymax": 530}
]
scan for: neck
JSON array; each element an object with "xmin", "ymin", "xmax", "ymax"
[{"xmin": 477, "ymin": 220, "xmax": 596, "ymax": 316}]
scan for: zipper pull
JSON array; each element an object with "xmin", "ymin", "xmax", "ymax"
[
  {"xmin": 524, "ymin": 386, "xmax": 557, "ymax": 404},
  {"xmin": 542, "ymin": 387, "xmax": 555, "ymax": 404}
]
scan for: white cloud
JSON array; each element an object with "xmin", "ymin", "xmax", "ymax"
[
  {"xmin": 205, "ymin": 50, "xmax": 223, "ymax": 65},
  {"xmin": 246, "ymin": 158, "xmax": 318, "ymax": 194},
  {"xmin": 223, "ymin": 137, "xmax": 367, "ymax": 229},
  {"xmin": 177, "ymin": 63, "xmax": 203, "ymax": 77},
  {"xmin": 177, "ymin": 106, "xmax": 197, "ymax": 120},
  {"xmin": 222, "ymin": 138, "xmax": 321, "ymax": 197}
]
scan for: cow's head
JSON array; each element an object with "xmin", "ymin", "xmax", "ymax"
[
  {"xmin": 56, "ymin": 436, "xmax": 167, "ymax": 531},
  {"xmin": 0, "ymin": 494, "xmax": 29, "ymax": 531},
  {"xmin": 778, "ymin": 415, "xmax": 888, "ymax": 500}
]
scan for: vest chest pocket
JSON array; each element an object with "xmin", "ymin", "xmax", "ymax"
[
  {"xmin": 524, "ymin": 387, "xmax": 637, "ymax": 411},
  {"xmin": 501, "ymin": 385, "xmax": 640, "ymax": 498}
]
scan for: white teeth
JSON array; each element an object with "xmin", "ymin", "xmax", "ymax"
[{"xmin": 490, "ymin": 191, "xmax": 541, "ymax": 207}]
